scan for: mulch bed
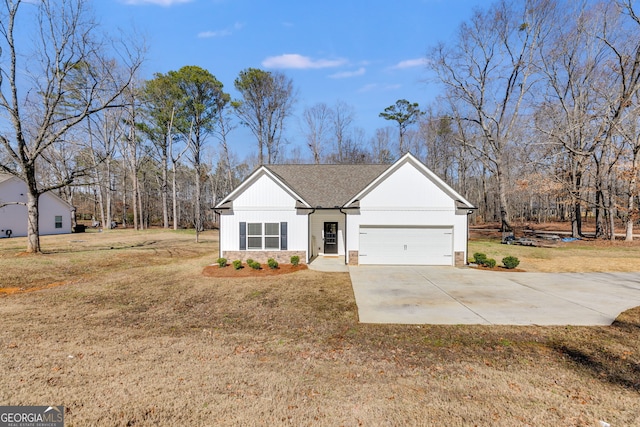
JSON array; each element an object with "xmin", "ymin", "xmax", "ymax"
[
  {"xmin": 202, "ymin": 263, "xmax": 308, "ymax": 277},
  {"xmin": 471, "ymin": 265, "xmax": 526, "ymax": 272}
]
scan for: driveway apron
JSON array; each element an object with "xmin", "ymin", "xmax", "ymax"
[{"xmin": 349, "ymin": 266, "xmax": 640, "ymax": 325}]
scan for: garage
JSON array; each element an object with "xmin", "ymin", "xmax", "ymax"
[{"xmin": 358, "ymin": 226, "xmax": 453, "ymax": 265}]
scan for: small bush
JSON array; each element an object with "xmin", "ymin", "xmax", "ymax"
[
  {"xmin": 485, "ymin": 258, "xmax": 497, "ymax": 268},
  {"xmin": 290, "ymin": 255, "xmax": 300, "ymax": 266},
  {"xmin": 232, "ymin": 260, "xmax": 243, "ymax": 270},
  {"xmin": 473, "ymin": 252, "xmax": 488, "ymax": 265},
  {"xmin": 502, "ymin": 256, "xmax": 520, "ymax": 269},
  {"xmin": 216, "ymin": 257, "xmax": 227, "ymax": 268},
  {"xmin": 267, "ymin": 258, "xmax": 278, "ymax": 269},
  {"xmin": 249, "ymin": 260, "xmax": 261, "ymax": 270},
  {"xmin": 246, "ymin": 258, "xmax": 254, "ymax": 265}
]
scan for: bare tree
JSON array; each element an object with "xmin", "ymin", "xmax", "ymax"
[
  {"xmin": 429, "ymin": 0, "xmax": 552, "ymax": 231},
  {"xmin": 332, "ymin": 100, "xmax": 356, "ymax": 163},
  {"xmin": 0, "ymin": 0, "xmax": 142, "ymax": 252},
  {"xmin": 302, "ymin": 103, "xmax": 333, "ymax": 164}
]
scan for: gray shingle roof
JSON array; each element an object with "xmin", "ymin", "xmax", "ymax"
[{"xmin": 266, "ymin": 164, "xmax": 390, "ymax": 208}]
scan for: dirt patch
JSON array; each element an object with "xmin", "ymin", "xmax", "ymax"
[
  {"xmin": 202, "ymin": 263, "xmax": 308, "ymax": 277},
  {"xmin": 0, "ymin": 281, "xmax": 71, "ymax": 296}
]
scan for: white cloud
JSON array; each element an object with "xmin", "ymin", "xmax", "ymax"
[
  {"xmin": 198, "ymin": 22, "xmax": 244, "ymax": 38},
  {"xmin": 198, "ymin": 29, "xmax": 231, "ymax": 38},
  {"xmin": 358, "ymin": 83, "xmax": 401, "ymax": 93},
  {"xmin": 329, "ymin": 67, "xmax": 366, "ymax": 79},
  {"xmin": 262, "ymin": 54, "xmax": 347, "ymax": 69},
  {"xmin": 123, "ymin": 0, "xmax": 192, "ymax": 5},
  {"xmin": 391, "ymin": 58, "xmax": 429, "ymax": 69}
]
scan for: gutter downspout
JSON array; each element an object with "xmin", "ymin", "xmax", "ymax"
[
  {"xmin": 212, "ymin": 206, "xmax": 230, "ymax": 260},
  {"xmin": 339, "ymin": 207, "xmax": 348, "ymax": 265},
  {"xmin": 307, "ymin": 207, "xmax": 316, "ymax": 263}
]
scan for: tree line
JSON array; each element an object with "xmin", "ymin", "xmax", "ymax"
[{"xmin": 2, "ymin": 0, "xmax": 640, "ymax": 253}]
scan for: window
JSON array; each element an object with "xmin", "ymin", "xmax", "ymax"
[
  {"xmin": 244, "ymin": 222, "xmax": 283, "ymax": 250},
  {"xmin": 55, "ymin": 216, "xmax": 63, "ymax": 229},
  {"xmin": 265, "ymin": 223, "xmax": 280, "ymax": 249},
  {"xmin": 247, "ymin": 223, "xmax": 262, "ymax": 250}
]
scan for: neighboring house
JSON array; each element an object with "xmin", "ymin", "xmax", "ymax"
[
  {"xmin": 0, "ymin": 174, "xmax": 74, "ymax": 238},
  {"xmin": 215, "ymin": 153, "xmax": 476, "ymax": 266}
]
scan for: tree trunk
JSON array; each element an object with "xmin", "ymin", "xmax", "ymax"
[
  {"xmin": 625, "ymin": 149, "xmax": 638, "ymax": 241},
  {"xmin": 26, "ymin": 187, "xmax": 40, "ymax": 253},
  {"xmin": 495, "ymin": 159, "xmax": 511, "ymax": 231},
  {"xmin": 195, "ymin": 165, "xmax": 201, "ymax": 243},
  {"xmin": 172, "ymin": 164, "xmax": 179, "ymax": 230},
  {"xmin": 162, "ymin": 151, "xmax": 169, "ymax": 229}
]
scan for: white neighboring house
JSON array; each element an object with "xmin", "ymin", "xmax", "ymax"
[
  {"xmin": 0, "ymin": 174, "xmax": 74, "ymax": 238},
  {"xmin": 215, "ymin": 153, "xmax": 476, "ymax": 266}
]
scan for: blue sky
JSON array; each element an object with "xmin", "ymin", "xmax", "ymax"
[{"xmin": 94, "ymin": 0, "xmax": 486, "ymax": 160}]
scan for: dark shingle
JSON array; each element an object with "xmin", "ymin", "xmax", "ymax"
[{"xmin": 266, "ymin": 164, "xmax": 390, "ymax": 208}]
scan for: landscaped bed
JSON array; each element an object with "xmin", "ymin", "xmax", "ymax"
[
  {"xmin": 0, "ymin": 229, "xmax": 639, "ymax": 426},
  {"xmin": 202, "ymin": 262, "xmax": 307, "ymax": 277}
]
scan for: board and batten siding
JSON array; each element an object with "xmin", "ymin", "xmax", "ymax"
[
  {"xmin": 346, "ymin": 161, "xmax": 468, "ymax": 263},
  {"xmin": 219, "ymin": 173, "xmax": 308, "ymax": 255}
]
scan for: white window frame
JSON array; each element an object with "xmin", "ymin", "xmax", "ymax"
[
  {"xmin": 55, "ymin": 215, "xmax": 63, "ymax": 229},
  {"xmin": 246, "ymin": 222, "xmax": 280, "ymax": 250}
]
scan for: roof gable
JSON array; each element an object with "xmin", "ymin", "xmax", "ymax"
[
  {"xmin": 215, "ymin": 166, "xmax": 312, "ymax": 209},
  {"xmin": 344, "ymin": 153, "xmax": 475, "ymax": 209}
]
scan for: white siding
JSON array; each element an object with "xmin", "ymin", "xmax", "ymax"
[
  {"xmin": 346, "ymin": 161, "xmax": 468, "ymax": 263},
  {"xmin": 361, "ymin": 162, "xmax": 453, "ymax": 209},
  {"xmin": 0, "ymin": 178, "xmax": 73, "ymax": 238},
  {"xmin": 219, "ymin": 173, "xmax": 308, "ymax": 257},
  {"xmin": 232, "ymin": 174, "xmax": 300, "ymax": 210}
]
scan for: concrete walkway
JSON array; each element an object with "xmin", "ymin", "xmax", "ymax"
[
  {"xmin": 308, "ymin": 256, "xmax": 349, "ymax": 272},
  {"xmin": 349, "ymin": 266, "xmax": 640, "ymax": 325}
]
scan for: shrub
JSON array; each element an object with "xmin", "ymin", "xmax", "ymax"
[
  {"xmin": 249, "ymin": 260, "xmax": 261, "ymax": 270},
  {"xmin": 502, "ymin": 256, "xmax": 520, "ymax": 269},
  {"xmin": 290, "ymin": 255, "xmax": 300, "ymax": 266},
  {"xmin": 485, "ymin": 258, "xmax": 497, "ymax": 268},
  {"xmin": 232, "ymin": 260, "xmax": 243, "ymax": 270},
  {"xmin": 267, "ymin": 258, "xmax": 279, "ymax": 269},
  {"xmin": 216, "ymin": 257, "xmax": 227, "ymax": 268},
  {"xmin": 473, "ymin": 252, "xmax": 487, "ymax": 265},
  {"xmin": 246, "ymin": 258, "xmax": 254, "ymax": 265}
]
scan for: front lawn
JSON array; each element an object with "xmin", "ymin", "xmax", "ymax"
[{"xmin": 0, "ymin": 230, "xmax": 638, "ymax": 426}]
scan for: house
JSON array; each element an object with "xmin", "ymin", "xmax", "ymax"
[
  {"xmin": 0, "ymin": 174, "xmax": 74, "ymax": 238},
  {"xmin": 215, "ymin": 153, "xmax": 475, "ymax": 266}
]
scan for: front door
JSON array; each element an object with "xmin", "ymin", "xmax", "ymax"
[{"xmin": 324, "ymin": 222, "xmax": 338, "ymax": 254}]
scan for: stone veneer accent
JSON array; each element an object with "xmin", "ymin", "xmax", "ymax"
[
  {"xmin": 222, "ymin": 251, "xmax": 306, "ymax": 265},
  {"xmin": 348, "ymin": 251, "xmax": 359, "ymax": 265},
  {"xmin": 454, "ymin": 251, "xmax": 465, "ymax": 267}
]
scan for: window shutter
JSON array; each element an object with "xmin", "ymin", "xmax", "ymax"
[
  {"xmin": 280, "ymin": 222, "xmax": 288, "ymax": 250},
  {"xmin": 239, "ymin": 222, "xmax": 246, "ymax": 250}
]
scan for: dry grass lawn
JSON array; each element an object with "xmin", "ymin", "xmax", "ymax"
[
  {"xmin": 469, "ymin": 233, "xmax": 640, "ymax": 272},
  {"xmin": 0, "ymin": 229, "xmax": 639, "ymax": 426}
]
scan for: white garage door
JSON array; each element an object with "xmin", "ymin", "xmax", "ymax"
[{"xmin": 359, "ymin": 226, "xmax": 453, "ymax": 265}]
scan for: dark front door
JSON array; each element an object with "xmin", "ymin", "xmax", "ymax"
[{"xmin": 324, "ymin": 222, "xmax": 338, "ymax": 254}]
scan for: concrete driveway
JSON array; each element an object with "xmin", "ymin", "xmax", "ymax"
[{"xmin": 349, "ymin": 266, "xmax": 640, "ymax": 325}]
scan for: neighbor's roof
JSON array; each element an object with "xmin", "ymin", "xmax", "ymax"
[
  {"xmin": 266, "ymin": 164, "xmax": 390, "ymax": 208},
  {"xmin": 0, "ymin": 173, "xmax": 16, "ymax": 185}
]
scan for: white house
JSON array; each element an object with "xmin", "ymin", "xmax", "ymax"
[
  {"xmin": 0, "ymin": 174, "xmax": 74, "ymax": 238},
  {"xmin": 215, "ymin": 153, "xmax": 476, "ymax": 266}
]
